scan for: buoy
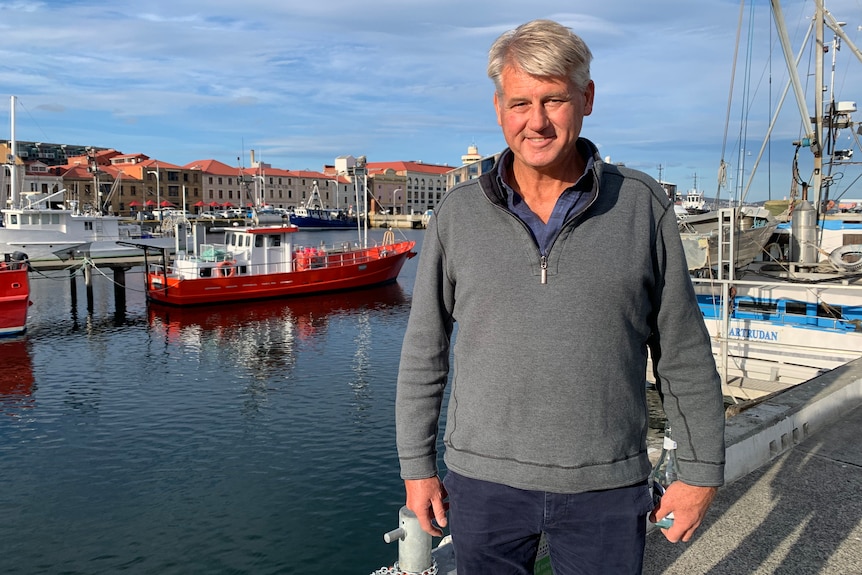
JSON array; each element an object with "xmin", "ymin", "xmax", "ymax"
[{"xmin": 828, "ymin": 245, "xmax": 862, "ymax": 272}]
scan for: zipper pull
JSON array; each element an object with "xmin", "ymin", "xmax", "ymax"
[{"xmin": 540, "ymin": 255, "xmax": 548, "ymax": 284}]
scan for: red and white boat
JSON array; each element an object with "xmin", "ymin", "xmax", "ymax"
[
  {"xmin": 144, "ymin": 225, "xmax": 416, "ymax": 306},
  {"xmin": 0, "ymin": 252, "xmax": 31, "ymax": 337}
]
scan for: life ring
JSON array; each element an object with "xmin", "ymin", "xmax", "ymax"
[
  {"xmin": 216, "ymin": 260, "xmax": 236, "ymax": 277},
  {"xmin": 828, "ymin": 244, "xmax": 862, "ymax": 272}
]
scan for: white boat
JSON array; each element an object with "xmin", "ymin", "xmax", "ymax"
[
  {"xmin": 695, "ymin": 1, "xmax": 862, "ymax": 401},
  {"xmin": 679, "ymin": 207, "xmax": 779, "ymax": 271},
  {"xmin": 0, "ymin": 200, "xmax": 172, "ymax": 263},
  {"xmin": 1, "ymin": 96, "xmax": 173, "ymax": 263}
]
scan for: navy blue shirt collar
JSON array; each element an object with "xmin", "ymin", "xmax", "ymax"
[{"xmin": 496, "ymin": 145, "xmax": 594, "ymax": 254}]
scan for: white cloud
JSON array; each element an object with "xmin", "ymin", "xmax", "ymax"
[{"xmin": 3, "ymin": 0, "xmax": 862, "ymax": 201}]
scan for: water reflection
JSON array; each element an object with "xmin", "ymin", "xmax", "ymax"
[
  {"xmin": 148, "ymin": 283, "xmax": 408, "ymax": 339},
  {"xmin": 146, "ymin": 284, "xmax": 410, "ymax": 418},
  {"xmin": 0, "ymin": 337, "xmax": 35, "ymax": 414},
  {"xmin": 147, "ymin": 283, "xmax": 408, "ymax": 364}
]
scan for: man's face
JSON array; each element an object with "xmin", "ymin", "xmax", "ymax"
[{"xmin": 494, "ymin": 65, "xmax": 594, "ymax": 178}]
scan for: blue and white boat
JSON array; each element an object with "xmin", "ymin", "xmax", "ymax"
[
  {"xmin": 688, "ymin": 1, "xmax": 862, "ymax": 401},
  {"xmin": 288, "ymin": 181, "xmax": 357, "ymax": 231}
]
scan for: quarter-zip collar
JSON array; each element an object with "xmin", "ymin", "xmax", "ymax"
[{"xmin": 480, "ymin": 138, "xmax": 602, "ymax": 255}]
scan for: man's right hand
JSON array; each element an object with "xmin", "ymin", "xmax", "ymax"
[{"xmin": 404, "ymin": 476, "xmax": 449, "ymax": 536}]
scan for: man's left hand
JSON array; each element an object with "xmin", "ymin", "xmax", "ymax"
[{"xmin": 649, "ymin": 481, "xmax": 718, "ymax": 543}]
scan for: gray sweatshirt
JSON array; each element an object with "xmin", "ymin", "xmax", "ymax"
[{"xmin": 396, "ymin": 144, "xmax": 725, "ymax": 493}]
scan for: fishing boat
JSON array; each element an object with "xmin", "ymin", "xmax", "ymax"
[
  {"xmin": 288, "ymin": 181, "xmax": 357, "ymax": 230},
  {"xmin": 143, "ymin": 225, "xmax": 416, "ymax": 306},
  {"xmin": 2, "ymin": 96, "xmax": 173, "ymax": 263},
  {"xmin": 679, "ymin": 207, "xmax": 779, "ymax": 271},
  {"xmin": 693, "ymin": 1, "xmax": 862, "ymax": 401},
  {"xmin": 0, "ymin": 252, "xmax": 31, "ymax": 337},
  {"xmin": 0, "ymin": 200, "xmax": 170, "ymax": 263}
]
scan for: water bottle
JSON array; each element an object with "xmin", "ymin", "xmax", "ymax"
[{"xmin": 650, "ymin": 423, "xmax": 677, "ymax": 529}]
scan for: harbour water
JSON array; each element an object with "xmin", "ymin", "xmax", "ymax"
[{"xmin": 0, "ymin": 227, "xmax": 665, "ymax": 574}]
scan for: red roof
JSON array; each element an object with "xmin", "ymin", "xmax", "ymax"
[
  {"xmin": 366, "ymin": 160, "xmax": 452, "ymax": 175},
  {"xmin": 184, "ymin": 159, "xmax": 238, "ymax": 175}
]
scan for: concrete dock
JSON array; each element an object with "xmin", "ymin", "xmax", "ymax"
[
  {"xmin": 422, "ymin": 358, "xmax": 862, "ymax": 575},
  {"xmin": 644, "ymin": 358, "xmax": 862, "ymax": 574}
]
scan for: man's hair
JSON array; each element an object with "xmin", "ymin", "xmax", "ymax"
[{"xmin": 487, "ymin": 19, "xmax": 593, "ymax": 94}]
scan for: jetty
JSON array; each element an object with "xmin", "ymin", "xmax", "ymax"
[{"xmin": 643, "ymin": 357, "xmax": 862, "ymax": 574}]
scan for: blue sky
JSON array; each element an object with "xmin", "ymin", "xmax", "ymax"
[{"xmin": 3, "ymin": 0, "xmax": 862, "ymax": 203}]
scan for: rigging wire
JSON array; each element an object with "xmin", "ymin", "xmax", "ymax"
[{"xmin": 716, "ymin": 0, "xmax": 749, "ymax": 209}]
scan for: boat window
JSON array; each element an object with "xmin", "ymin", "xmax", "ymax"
[
  {"xmin": 817, "ymin": 302, "xmax": 843, "ymax": 319},
  {"xmin": 785, "ymin": 302, "xmax": 809, "ymax": 316},
  {"xmin": 269, "ymin": 235, "xmax": 281, "ymax": 247},
  {"xmin": 52, "ymin": 214, "xmax": 60, "ymax": 224},
  {"xmin": 10, "ymin": 214, "xmax": 18, "ymax": 225},
  {"xmin": 255, "ymin": 236, "xmax": 264, "ymax": 248},
  {"xmin": 737, "ymin": 299, "xmax": 778, "ymax": 315},
  {"xmin": 42, "ymin": 214, "xmax": 51, "ymax": 224},
  {"xmin": 245, "ymin": 236, "xmax": 251, "ymax": 247},
  {"xmin": 200, "ymin": 267, "xmax": 212, "ymax": 278}
]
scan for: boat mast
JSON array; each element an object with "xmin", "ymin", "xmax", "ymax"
[
  {"xmin": 9, "ymin": 95, "xmax": 18, "ymax": 209},
  {"xmin": 770, "ymin": 0, "xmax": 824, "ymax": 213},
  {"xmin": 813, "ymin": 0, "xmax": 825, "ymax": 215}
]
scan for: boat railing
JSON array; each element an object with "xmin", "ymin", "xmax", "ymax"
[{"xmin": 293, "ymin": 243, "xmax": 372, "ymax": 271}]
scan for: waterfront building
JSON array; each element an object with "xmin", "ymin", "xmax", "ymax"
[
  {"xmin": 445, "ymin": 145, "xmax": 501, "ymax": 191},
  {"xmin": 3, "ymin": 139, "xmax": 478, "ymax": 217},
  {"xmin": 365, "ymin": 159, "xmax": 451, "ymax": 215},
  {"xmin": 103, "ymin": 155, "xmax": 200, "ymax": 214}
]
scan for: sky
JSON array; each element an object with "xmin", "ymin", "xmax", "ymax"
[{"xmin": 4, "ymin": 0, "xmax": 862, "ymax": 204}]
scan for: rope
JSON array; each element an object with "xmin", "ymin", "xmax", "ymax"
[
  {"xmin": 369, "ymin": 560, "xmax": 438, "ymax": 575},
  {"xmin": 80, "ymin": 258, "xmax": 151, "ymax": 294}
]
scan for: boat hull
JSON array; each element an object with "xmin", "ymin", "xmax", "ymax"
[
  {"xmin": 146, "ymin": 240, "xmax": 415, "ymax": 306},
  {"xmin": 692, "ymin": 276, "xmax": 862, "ymax": 399},
  {"xmin": 0, "ymin": 265, "xmax": 30, "ymax": 336}
]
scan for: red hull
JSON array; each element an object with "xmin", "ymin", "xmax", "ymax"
[
  {"xmin": 146, "ymin": 240, "xmax": 416, "ymax": 306},
  {"xmin": 0, "ymin": 266, "xmax": 30, "ymax": 336}
]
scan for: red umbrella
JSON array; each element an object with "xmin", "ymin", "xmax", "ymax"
[
  {"xmin": 208, "ymin": 201, "xmax": 220, "ymax": 207},
  {"xmin": 128, "ymin": 201, "xmax": 141, "ymax": 207},
  {"xmin": 160, "ymin": 200, "xmax": 176, "ymax": 208},
  {"xmin": 246, "ymin": 202, "xmax": 254, "ymax": 207},
  {"xmin": 222, "ymin": 202, "xmax": 234, "ymax": 208},
  {"xmin": 144, "ymin": 199, "xmax": 156, "ymax": 207},
  {"xmin": 193, "ymin": 200, "xmax": 206, "ymax": 207}
]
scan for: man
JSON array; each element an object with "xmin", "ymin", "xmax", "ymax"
[{"xmin": 396, "ymin": 19, "xmax": 725, "ymax": 574}]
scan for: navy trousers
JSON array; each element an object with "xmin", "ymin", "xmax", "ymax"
[{"xmin": 444, "ymin": 471, "xmax": 653, "ymax": 575}]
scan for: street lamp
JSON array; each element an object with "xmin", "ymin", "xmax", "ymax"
[
  {"xmin": 325, "ymin": 178, "xmax": 339, "ymax": 209},
  {"xmin": 392, "ymin": 188, "xmax": 402, "ymax": 215},
  {"xmin": 146, "ymin": 162, "xmax": 160, "ymax": 219}
]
